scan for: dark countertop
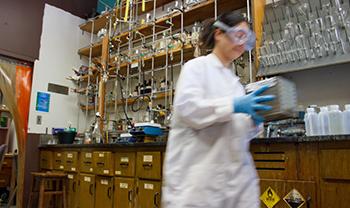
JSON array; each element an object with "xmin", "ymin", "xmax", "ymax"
[
  {"xmin": 39, "ymin": 135, "xmax": 350, "ymax": 149},
  {"xmin": 251, "ymin": 135, "xmax": 350, "ymax": 144},
  {"xmin": 39, "ymin": 142, "xmax": 167, "ymax": 149}
]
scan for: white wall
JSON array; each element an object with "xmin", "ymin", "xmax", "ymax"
[
  {"xmin": 28, "ymin": 4, "xmax": 90, "ymax": 134},
  {"xmin": 284, "ymin": 63, "xmax": 350, "ymax": 110}
]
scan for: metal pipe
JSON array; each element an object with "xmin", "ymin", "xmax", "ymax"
[
  {"xmin": 247, "ymin": 0, "xmax": 253, "ymax": 83},
  {"xmin": 85, "ymin": 20, "xmax": 95, "ymax": 130}
]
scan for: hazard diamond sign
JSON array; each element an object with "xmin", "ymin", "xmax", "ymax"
[
  {"xmin": 260, "ymin": 187, "xmax": 280, "ymax": 208},
  {"xmin": 283, "ymin": 189, "xmax": 306, "ymax": 208}
]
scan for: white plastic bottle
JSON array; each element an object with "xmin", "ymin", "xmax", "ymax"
[
  {"xmin": 328, "ymin": 105, "xmax": 344, "ymax": 135},
  {"xmin": 305, "ymin": 108, "xmax": 320, "ymax": 136},
  {"xmin": 319, "ymin": 107, "xmax": 330, "ymax": 136},
  {"xmin": 343, "ymin": 104, "xmax": 350, "ymax": 134}
]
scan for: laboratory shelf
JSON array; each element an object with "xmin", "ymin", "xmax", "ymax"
[
  {"xmin": 78, "ymin": 0, "xmax": 245, "ymax": 58},
  {"xmin": 257, "ymin": 53, "xmax": 350, "ymax": 77},
  {"xmin": 80, "ymin": 90, "xmax": 173, "ymax": 111}
]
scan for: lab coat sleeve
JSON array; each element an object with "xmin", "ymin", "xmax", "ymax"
[{"xmin": 174, "ymin": 60, "xmax": 234, "ymax": 130}]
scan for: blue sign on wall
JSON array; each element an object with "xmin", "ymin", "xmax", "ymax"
[{"xmin": 36, "ymin": 92, "xmax": 50, "ymax": 112}]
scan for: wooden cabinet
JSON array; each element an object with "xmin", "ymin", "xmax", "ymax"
[
  {"xmin": 80, "ymin": 151, "xmax": 94, "ymax": 173},
  {"xmin": 251, "ymin": 144, "xmax": 297, "ymax": 180},
  {"xmin": 136, "ymin": 152, "xmax": 162, "ymax": 180},
  {"xmin": 67, "ymin": 173, "xmax": 79, "ymax": 208},
  {"xmin": 93, "ymin": 151, "xmax": 114, "ymax": 176},
  {"xmin": 78, "ymin": 174, "xmax": 95, "ymax": 208},
  {"xmin": 114, "ymin": 152, "xmax": 136, "ymax": 177},
  {"xmin": 95, "ymin": 177, "xmax": 114, "ymax": 208},
  {"xmin": 114, "ymin": 177, "xmax": 135, "ymax": 208},
  {"xmin": 40, "ymin": 150, "xmax": 53, "ymax": 170},
  {"xmin": 53, "ymin": 152, "xmax": 65, "ymax": 171},
  {"xmin": 137, "ymin": 180, "xmax": 161, "ymax": 208},
  {"xmin": 320, "ymin": 149, "xmax": 350, "ymax": 180},
  {"xmin": 65, "ymin": 151, "xmax": 79, "ymax": 172}
]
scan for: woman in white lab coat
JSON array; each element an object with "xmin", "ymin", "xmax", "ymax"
[{"xmin": 162, "ymin": 12, "xmax": 275, "ymax": 208}]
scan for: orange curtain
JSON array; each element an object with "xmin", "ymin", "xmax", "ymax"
[{"xmin": 15, "ymin": 65, "xmax": 32, "ymax": 138}]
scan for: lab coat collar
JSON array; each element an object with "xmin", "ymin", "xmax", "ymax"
[{"xmin": 207, "ymin": 53, "xmax": 233, "ymax": 70}]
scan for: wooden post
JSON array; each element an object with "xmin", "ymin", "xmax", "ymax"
[
  {"xmin": 98, "ymin": 35, "xmax": 109, "ymax": 143},
  {"xmin": 252, "ymin": 0, "xmax": 266, "ymax": 78}
]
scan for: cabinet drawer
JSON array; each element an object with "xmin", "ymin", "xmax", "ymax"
[
  {"xmin": 137, "ymin": 180, "xmax": 161, "ymax": 208},
  {"xmin": 80, "ymin": 152, "xmax": 94, "ymax": 173},
  {"xmin": 320, "ymin": 149, "xmax": 350, "ymax": 180},
  {"xmin": 137, "ymin": 152, "xmax": 162, "ymax": 180},
  {"xmin": 93, "ymin": 151, "xmax": 114, "ymax": 176},
  {"xmin": 65, "ymin": 151, "xmax": 79, "ymax": 172},
  {"xmin": 114, "ymin": 177, "xmax": 135, "ymax": 208},
  {"xmin": 40, "ymin": 151, "xmax": 53, "ymax": 170},
  {"xmin": 114, "ymin": 152, "xmax": 136, "ymax": 177},
  {"xmin": 53, "ymin": 152, "xmax": 65, "ymax": 170}
]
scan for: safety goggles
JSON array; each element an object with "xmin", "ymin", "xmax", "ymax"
[{"xmin": 213, "ymin": 21, "xmax": 256, "ymax": 51}]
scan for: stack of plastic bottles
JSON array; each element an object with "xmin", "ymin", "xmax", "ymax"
[{"xmin": 304, "ymin": 104, "xmax": 350, "ymax": 136}]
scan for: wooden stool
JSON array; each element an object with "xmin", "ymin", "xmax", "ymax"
[{"xmin": 28, "ymin": 172, "xmax": 67, "ymax": 208}]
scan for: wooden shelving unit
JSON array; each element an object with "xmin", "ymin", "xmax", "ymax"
[
  {"xmin": 78, "ymin": 0, "xmax": 246, "ymax": 58},
  {"xmin": 80, "ymin": 90, "xmax": 172, "ymax": 111}
]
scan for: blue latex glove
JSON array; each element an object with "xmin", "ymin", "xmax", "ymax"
[{"xmin": 234, "ymin": 85, "xmax": 275, "ymax": 125}]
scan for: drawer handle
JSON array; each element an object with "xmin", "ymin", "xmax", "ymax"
[
  {"xmin": 97, "ymin": 162, "xmax": 105, "ymax": 166},
  {"xmin": 55, "ymin": 160, "xmax": 61, "ymax": 162},
  {"xmin": 73, "ymin": 181, "xmax": 77, "ymax": 192},
  {"xmin": 307, "ymin": 196, "xmax": 311, "ymax": 208},
  {"xmin": 154, "ymin": 192, "xmax": 160, "ymax": 208},
  {"xmin": 66, "ymin": 161, "xmax": 73, "ymax": 164},
  {"xmin": 120, "ymin": 162, "xmax": 129, "ymax": 167},
  {"xmin": 128, "ymin": 189, "xmax": 133, "ymax": 202},
  {"xmin": 84, "ymin": 161, "xmax": 92, "ymax": 164},
  {"xmin": 143, "ymin": 163, "xmax": 153, "ymax": 168},
  {"xmin": 107, "ymin": 187, "xmax": 112, "ymax": 199},
  {"xmin": 89, "ymin": 184, "xmax": 94, "ymax": 195}
]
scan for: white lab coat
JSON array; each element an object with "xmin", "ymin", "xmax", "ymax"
[{"xmin": 162, "ymin": 53, "xmax": 260, "ymax": 208}]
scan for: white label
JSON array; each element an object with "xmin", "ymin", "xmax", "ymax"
[
  {"xmin": 59, "ymin": 165, "xmax": 64, "ymax": 169},
  {"xmin": 143, "ymin": 155, "xmax": 153, "ymax": 162},
  {"xmin": 71, "ymin": 167, "xmax": 76, "ymax": 171},
  {"xmin": 144, "ymin": 183, "xmax": 154, "ymax": 190},
  {"xmin": 131, "ymin": 62, "xmax": 139, "ymax": 68},
  {"xmin": 84, "ymin": 176, "xmax": 91, "ymax": 182},
  {"xmin": 101, "ymin": 179, "xmax": 109, "ymax": 185},
  {"xmin": 121, "ymin": 157, "xmax": 129, "ymax": 162},
  {"xmin": 68, "ymin": 174, "xmax": 74, "ymax": 179},
  {"xmin": 85, "ymin": 153, "xmax": 92, "ymax": 158},
  {"xmin": 115, "ymin": 171, "xmax": 122, "ymax": 175},
  {"xmin": 67, "ymin": 153, "xmax": 73, "ymax": 158},
  {"xmin": 99, "ymin": 153, "xmax": 105, "ymax": 157},
  {"xmin": 57, "ymin": 153, "xmax": 61, "ymax": 157},
  {"xmin": 120, "ymin": 183, "xmax": 128, "ymax": 189},
  {"xmin": 103, "ymin": 170, "xmax": 109, "ymax": 174},
  {"xmin": 89, "ymin": 168, "xmax": 93, "ymax": 172}
]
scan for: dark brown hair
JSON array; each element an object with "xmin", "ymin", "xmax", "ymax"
[{"xmin": 200, "ymin": 12, "xmax": 247, "ymax": 49}]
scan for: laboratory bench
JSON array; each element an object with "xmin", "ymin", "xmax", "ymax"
[{"xmin": 38, "ymin": 135, "xmax": 350, "ymax": 208}]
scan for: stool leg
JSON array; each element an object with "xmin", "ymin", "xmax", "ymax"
[
  {"xmin": 38, "ymin": 179, "xmax": 45, "ymax": 208},
  {"xmin": 62, "ymin": 179, "xmax": 67, "ymax": 208},
  {"xmin": 27, "ymin": 176, "xmax": 35, "ymax": 208}
]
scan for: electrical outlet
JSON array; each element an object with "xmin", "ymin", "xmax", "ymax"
[{"xmin": 36, "ymin": 115, "xmax": 42, "ymax": 125}]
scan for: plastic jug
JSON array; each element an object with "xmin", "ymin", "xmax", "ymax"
[
  {"xmin": 328, "ymin": 105, "xmax": 344, "ymax": 135},
  {"xmin": 343, "ymin": 104, "xmax": 350, "ymax": 134},
  {"xmin": 319, "ymin": 107, "xmax": 330, "ymax": 136},
  {"xmin": 305, "ymin": 108, "xmax": 320, "ymax": 136}
]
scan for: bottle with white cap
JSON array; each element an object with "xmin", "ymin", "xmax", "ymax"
[
  {"xmin": 304, "ymin": 107, "xmax": 320, "ymax": 136},
  {"xmin": 343, "ymin": 104, "xmax": 350, "ymax": 134},
  {"xmin": 319, "ymin": 107, "xmax": 330, "ymax": 136},
  {"xmin": 328, "ymin": 105, "xmax": 344, "ymax": 135}
]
